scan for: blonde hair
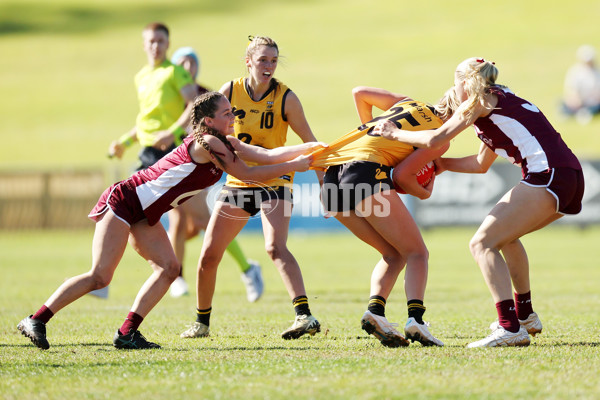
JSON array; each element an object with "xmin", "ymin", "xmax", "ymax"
[
  {"xmin": 433, "ymin": 86, "xmax": 462, "ymax": 122},
  {"xmin": 245, "ymin": 36, "xmax": 281, "ymax": 92},
  {"xmin": 246, "ymin": 35, "xmax": 279, "ymax": 59},
  {"xmin": 455, "ymin": 57, "xmax": 506, "ymax": 120}
]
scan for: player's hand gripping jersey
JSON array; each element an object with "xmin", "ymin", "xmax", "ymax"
[{"xmin": 310, "ymin": 100, "xmax": 443, "ymax": 169}]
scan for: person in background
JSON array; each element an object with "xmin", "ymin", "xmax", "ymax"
[
  {"xmin": 167, "ymin": 46, "xmax": 264, "ymax": 301},
  {"xmin": 17, "ymin": 91, "xmax": 321, "ymax": 350},
  {"xmin": 375, "ymin": 57, "xmax": 584, "ymax": 348},
  {"xmin": 180, "ymin": 36, "xmax": 324, "ymax": 340},
  {"xmin": 560, "ymin": 44, "xmax": 600, "ymax": 124}
]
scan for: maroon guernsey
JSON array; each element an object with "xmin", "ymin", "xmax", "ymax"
[
  {"xmin": 473, "ymin": 87, "xmax": 581, "ymax": 175},
  {"xmin": 90, "ymin": 135, "xmax": 222, "ymax": 226}
]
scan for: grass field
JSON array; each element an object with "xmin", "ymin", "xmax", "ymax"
[
  {"xmin": 2, "ymin": 1, "xmax": 600, "ymax": 399},
  {"xmin": 1, "ymin": 0, "xmax": 600, "ymax": 172},
  {"xmin": 2, "ymin": 227, "xmax": 600, "ymax": 399}
]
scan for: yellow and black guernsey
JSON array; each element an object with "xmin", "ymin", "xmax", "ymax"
[
  {"xmin": 311, "ymin": 100, "xmax": 443, "ymax": 169},
  {"xmin": 225, "ymin": 77, "xmax": 293, "ymax": 188}
]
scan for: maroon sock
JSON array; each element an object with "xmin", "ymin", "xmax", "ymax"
[
  {"xmin": 119, "ymin": 312, "xmax": 144, "ymax": 335},
  {"xmin": 514, "ymin": 291, "xmax": 534, "ymax": 320},
  {"xmin": 32, "ymin": 305, "xmax": 54, "ymax": 324},
  {"xmin": 495, "ymin": 299, "xmax": 520, "ymax": 333}
]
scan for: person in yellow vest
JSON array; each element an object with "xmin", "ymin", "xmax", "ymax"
[
  {"xmin": 181, "ymin": 36, "xmax": 323, "ymax": 340},
  {"xmin": 310, "ymin": 86, "xmax": 450, "ymax": 347}
]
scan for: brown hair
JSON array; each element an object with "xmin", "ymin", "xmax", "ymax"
[
  {"xmin": 143, "ymin": 22, "xmax": 169, "ymax": 37},
  {"xmin": 191, "ymin": 91, "xmax": 237, "ymax": 167}
]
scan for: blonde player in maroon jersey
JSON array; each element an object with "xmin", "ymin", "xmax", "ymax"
[
  {"xmin": 374, "ymin": 57, "xmax": 584, "ymax": 348},
  {"xmin": 17, "ymin": 92, "xmax": 322, "ymax": 350}
]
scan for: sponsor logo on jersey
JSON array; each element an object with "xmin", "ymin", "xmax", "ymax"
[{"xmin": 375, "ymin": 169, "xmax": 388, "ymax": 180}]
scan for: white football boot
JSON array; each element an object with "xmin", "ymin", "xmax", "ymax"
[
  {"xmin": 404, "ymin": 317, "xmax": 444, "ymax": 346},
  {"xmin": 240, "ymin": 261, "xmax": 264, "ymax": 302},
  {"xmin": 489, "ymin": 312, "xmax": 543, "ymax": 336},
  {"xmin": 88, "ymin": 286, "xmax": 109, "ymax": 299},
  {"xmin": 361, "ymin": 311, "xmax": 409, "ymax": 348},
  {"xmin": 180, "ymin": 322, "xmax": 210, "ymax": 338},
  {"xmin": 170, "ymin": 276, "xmax": 189, "ymax": 298},
  {"xmin": 281, "ymin": 314, "xmax": 321, "ymax": 339},
  {"xmin": 468, "ymin": 325, "xmax": 530, "ymax": 348}
]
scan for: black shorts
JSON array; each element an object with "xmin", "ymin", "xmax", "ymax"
[
  {"xmin": 137, "ymin": 145, "xmax": 176, "ymax": 171},
  {"xmin": 218, "ymin": 185, "xmax": 293, "ymax": 216},
  {"xmin": 321, "ymin": 161, "xmax": 393, "ymax": 213}
]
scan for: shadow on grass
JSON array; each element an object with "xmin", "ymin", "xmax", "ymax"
[
  {"xmin": 6, "ymin": 338, "xmax": 598, "ymax": 351},
  {"xmin": 1, "ymin": 342, "xmax": 112, "ymax": 349},
  {"xmin": 0, "ymin": 0, "xmax": 305, "ymax": 36},
  {"xmin": 536, "ymin": 341, "xmax": 600, "ymax": 347}
]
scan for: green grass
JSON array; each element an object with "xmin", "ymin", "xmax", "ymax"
[
  {"xmin": 2, "ymin": 227, "xmax": 600, "ymax": 399},
  {"xmin": 1, "ymin": 0, "xmax": 600, "ymax": 171},
  {"xmin": 1, "ymin": 1, "xmax": 600, "ymax": 398}
]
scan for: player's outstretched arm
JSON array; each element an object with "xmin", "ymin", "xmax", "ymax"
[
  {"xmin": 437, "ymin": 142, "xmax": 497, "ymax": 174},
  {"xmin": 227, "ymin": 136, "xmax": 326, "ymax": 165},
  {"xmin": 192, "ymin": 136, "xmax": 314, "ymax": 183}
]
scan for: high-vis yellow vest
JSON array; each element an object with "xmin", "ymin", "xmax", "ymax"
[{"xmin": 134, "ymin": 60, "xmax": 193, "ymax": 147}]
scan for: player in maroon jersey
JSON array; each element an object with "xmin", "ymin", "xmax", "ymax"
[
  {"xmin": 374, "ymin": 57, "xmax": 584, "ymax": 348},
  {"xmin": 17, "ymin": 91, "xmax": 321, "ymax": 350},
  {"xmin": 167, "ymin": 46, "xmax": 265, "ymax": 302}
]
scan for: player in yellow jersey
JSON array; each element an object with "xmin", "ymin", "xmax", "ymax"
[
  {"xmin": 181, "ymin": 36, "xmax": 323, "ymax": 340},
  {"xmin": 310, "ymin": 86, "xmax": 451, "ymax": 347}
]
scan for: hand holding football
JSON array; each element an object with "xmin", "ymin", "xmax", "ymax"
[{"xmin": 393, "ymin": 161, "xmax": 435, "ymax": 194}]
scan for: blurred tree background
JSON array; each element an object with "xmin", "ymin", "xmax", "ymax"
[{"xmin": 1, "ymin": 0, "xmax": 599, "ymax": 171}]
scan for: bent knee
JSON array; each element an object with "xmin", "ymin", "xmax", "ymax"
[
  {"xmin": 404, "ymin": 248, "xmax": 429, "ymax": 266},
  {"xmin": 265, "ymin": 243, "xmax": 289, "ymax": 261},
  {"xmin": 381, "ymin": 249, "xmax": 404, "ymax": 267},
  {"xmin": 199, "ymin": 251, "xmax": 223, "ymax": 271},
  {"xmin": 469, "ymin": 233, "xmax": 494, "ymax": 258},
  {"xmin": 161, "ymin": 259, "xmax": 181, "ymax": 281},
  {"xmin": 89, "ymin": 272, "xmax": 112, "ymax": 290}
]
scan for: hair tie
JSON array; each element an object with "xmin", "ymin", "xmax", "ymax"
[
  {"xmin": 476, "ymin": 58, "xmax": 495, "ymax": 65},
  {"xmin": 247, "ymin": 35, "xmax": 254, "ymax": 46}
]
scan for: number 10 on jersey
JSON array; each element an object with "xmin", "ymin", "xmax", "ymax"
[{"xmin": 260, "ymin": 111, "xmax": 274, "ymax": 129}]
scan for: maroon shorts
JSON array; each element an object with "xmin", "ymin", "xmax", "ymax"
[
  {"xmin": 88, "ymin": 181, "xmax": 146, "ymax": 226},
  {"xmin": 522, "ymin": 167, "xmax": 584, "ymax": 215}
]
